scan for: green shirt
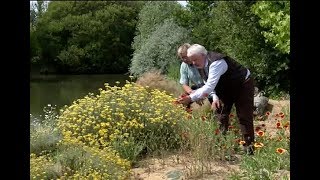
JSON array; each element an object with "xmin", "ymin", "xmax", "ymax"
[{"xmin": 179, "ymin": 62, "xmax": 204, "ymax": 87}]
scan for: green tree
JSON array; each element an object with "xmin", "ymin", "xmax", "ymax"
[
  {"xmin": 208, "ymin": 1, "xmax": 289, "ymax": 95},
  {"xmin": 30, "ymin": 26, "xmax": 40, "ymax": 63},
  {"xmin": 169, "ymin": 1, "xmax": 289, "ymax": 95},
  {"xmin": 33, "ymin": 1, "xmax": 142, "ymax": 73},
  {"xmin": 182, "ymin": 1, "xmax": 216, "ymax": 47},
  {"xmin": 30, "ymin": 1, "xmax": 48, "ymax": 64},
  {"xmin": 30, "ymin": 0, "xmax": 48, "ymax": 27},
  {"xmin": 251, "ymin": 1, "xmax": 290, "ymax": 54}
]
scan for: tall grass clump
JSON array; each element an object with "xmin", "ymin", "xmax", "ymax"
[
  {"xmin": 136, "ymin": 70, "xmax": 183, "ymax": 97},
  {"xmin": 177, "ymin": 111, "xmax": 244, "ymax": 178},
  {"xmin": 229, "ymin": 109, "xmax": 290, "ymax": 179},
  {"xmin": 30, "ymin": 104, "xmax": 62, "ymax": 155}
]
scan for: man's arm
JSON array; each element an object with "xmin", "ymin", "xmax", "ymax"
[
  {"xmin": 179, "ymin": 63, "xmax": 193, "ymax": 94},
  {"xmin": 182, "ymin": 84, "xmax": 193, "ymax": 94},
  {"xmin": 189, "ymin": 59, "xmax": 228, "ymax": 102}
]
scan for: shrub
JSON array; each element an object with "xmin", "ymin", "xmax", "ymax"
[
  {"xmin": 30, "ymin": 153, "xmax": 59, "ymax": 180},
  {"xmin": 57, "ymin": 81, "xmax": 189, "ymax": 157},
  {"xmin": 54, "ymin": 142, "xmax": 131, "ymax": 179},
  {"xmin": 30, "ymin": 142, "xmax": 131, "ymax": 179}
]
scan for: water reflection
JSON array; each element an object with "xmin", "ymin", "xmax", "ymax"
[{"xmin": 30, "ymin": 74, "xmax": 129, "ymax": 117}]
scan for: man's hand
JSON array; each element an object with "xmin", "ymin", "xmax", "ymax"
[
  {"xmin": 178, "ymin": 95, "xmax": 192, "ymax": 106},
  {"xmin": 187, "ymin": 90, "xmax": 194, "ymax": 95},
  {"xmin": 211, "ymin": 99, "xmax": 222, "ymax": 111}
]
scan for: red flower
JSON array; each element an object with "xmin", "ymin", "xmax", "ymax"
[
  {"xmin": 214, "ymin": 129, "xmax": 220, "ymax": 135},
  {"xmin": 186, "ymin": 108, "xmax": 192, "ymax": 113},
  {"xmin": 256, "ymin": 130, "xmax": 265, "ymax": 137},
  {"xmin": 283, "ymin": 122, "xmax": 290, "ymax": 129},
  {"xmin": 254, "ymin": 142, "xmax": 264, "ymax": 148},
  {"xmin": 229, "ymin": 114, "xmax": 235, "ymax": 118},
  {"xmin": 179, "ymin": 92, "xmax": 188, "ymax": 98},
  {"xmin": 255, "ymin": 126, "xmax": 261, "ymax": 132},
  {"xmin": 172, "ymin": 100, "xmax": 179, "ymax": 105},
  {"xmin": 276, "ymin": 148, "xmax": 287, "ymax": 154},
  {"xmin": 276, "ymin": 121, "xmax": 282, "ymax": 129}
]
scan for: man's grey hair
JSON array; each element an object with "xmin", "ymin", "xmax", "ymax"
[{"xmin": 187, "ymin": 44, "xmax": 207, "ymax": 57}]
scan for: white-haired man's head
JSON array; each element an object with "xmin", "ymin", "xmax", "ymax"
[
  {"xmin": 187, "ymin": 44, "xmax": 207, "ymax": 57},
  {"xmin": 187, "ymin": 44, "xmax": 207, "ymax": 68}
]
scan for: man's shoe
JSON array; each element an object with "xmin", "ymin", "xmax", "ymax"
[
  {"xmin": 244, "ymin": 144, "xmax": 254, "ymax": 155},
  {"xmin": 224, "ymin": 154, "xmax": 238, "ymax": 161}
]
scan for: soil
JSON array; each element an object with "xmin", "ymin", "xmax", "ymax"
[{"xmin": 130, "ymin": 99, "xmax": 290, "ymax": 180}]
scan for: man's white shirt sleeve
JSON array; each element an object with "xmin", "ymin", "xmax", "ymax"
[{"xmin": 189, "ymin": 59, "xmax": 228, "ymax": 102}]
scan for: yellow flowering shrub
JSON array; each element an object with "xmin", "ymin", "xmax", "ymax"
[
  {"xmin": 30, "ymin": 153, "xmax": 58, "ymax": 179},
  {"xmin": 30, "ymin": 142, "xmax": 131, "ymax": 179},
  {"xmin": 57, "ymin": 142, "xmax": 131, "ymax": 179},
  {"xmin": 58, "ymin": 81, "xmax": 189, "ymax": 153}
]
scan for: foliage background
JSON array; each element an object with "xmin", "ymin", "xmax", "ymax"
[{"xmin": 30, "ymin": 0, "xmax": 290, "ymax": 96}]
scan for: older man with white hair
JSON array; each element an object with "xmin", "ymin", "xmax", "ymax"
[{"xmin": 178, "ymin": 44, "xmax": 255, "ymax": 155}]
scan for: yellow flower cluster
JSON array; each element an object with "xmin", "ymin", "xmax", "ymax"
[
  {"xmin": 58, "ymin": 81, "xmax": 188, "ymax": 150},
  {"xmin": 30, "ymin": 142, "xmax": 131, "ymax": 179},
  {"xmin": 65, "ymin": 145, "xmax": 131, "ymax": 179},
  {"xmin": 30, "ymin": 153, "xmax": 55, "ymax": 180}
]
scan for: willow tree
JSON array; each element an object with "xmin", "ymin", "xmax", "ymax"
[{"xmin": 130, "ymin": 1, "xmax": 191, "ymax": 78}]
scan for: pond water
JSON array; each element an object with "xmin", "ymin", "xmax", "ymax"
[{"xmin": 30, "ymin": 74, "xmax": 129, "ymax": 118}]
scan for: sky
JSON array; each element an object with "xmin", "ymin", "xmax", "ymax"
[
  {"xmin": 31, "ymin": 1, "xmax": 188, "ymax": 5},
  {"xmin": 177, "ymin": 1, "xmax": 188, "ymax": 7},
  {"xmin": 31, "ymin": 1, "xmax": 188, "ymax": 9}
]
